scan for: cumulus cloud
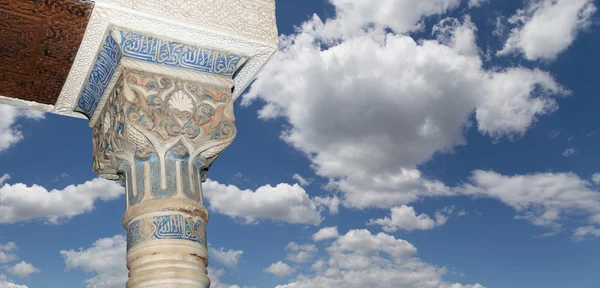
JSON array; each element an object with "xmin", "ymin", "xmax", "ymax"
[
  {"xmin": 6, "ymin": 262, "xmax": 39, "ymax": 278},
  {"xmin": 209, "ymin": 246, "xmax": 244, "ymax": 268},
  {"xmin": 285, "ymin": 243, "xmax": 318, "ymax": 264},
  {"xmin": 0, "ymin": 178, "xmax": 124, "ymax": 224},
  {"xmin": 203, "ymin": 180, "xmax": 322, "ymax": 225},
  {"xmin": 245, "ymin": 0, "xmax": 568, "ymax": 210},
  {"xmin": 497, "ymin": 0, "xmax": 597, "ymax": 61},
  {"xmin": 0, "ymin": 104, "xmax": 44, "ymax": 152},
  {"xmin": 276, "ymin": 229, "xmax": 484, "ymax": 288},
  {"xmin": 264, "ymin": 261, "xmax": 296, "ymax": 278},
  {"xmin": 463, "ymin": 170, "xmax": 600, "ymax": 233},
  {"xmin": 368, "ymin": 205, "xmax": 453, "ymax": 232},
  {"xmin": 60, "ymin": 235, "xmax": 127, "ymax": 288},
  {"xmin": 313, "ymin": 227, "xmax": 340, "ymax": 242}
]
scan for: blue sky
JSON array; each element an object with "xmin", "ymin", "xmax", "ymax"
[{"xmin": 1, "ymin": 0, "xmax": 600, "ymax": 287}]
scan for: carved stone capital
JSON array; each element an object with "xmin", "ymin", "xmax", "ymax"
[{"xmin": 93, "ymin": 69, "xmax": 236, "ymax": 206}]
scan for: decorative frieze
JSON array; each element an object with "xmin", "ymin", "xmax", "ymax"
[{"xmin": 127, "ymin": 213, "xmax": 206, "ymax": 250}]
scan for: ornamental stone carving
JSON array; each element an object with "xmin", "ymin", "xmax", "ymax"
[{"xmin": 93, "ymin": 69, "xmax": 236, "ymax": 206}]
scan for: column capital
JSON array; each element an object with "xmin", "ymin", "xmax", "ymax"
[{"xmin": 93, "ymin": 69, "xmax": 236, "ymax": 206}]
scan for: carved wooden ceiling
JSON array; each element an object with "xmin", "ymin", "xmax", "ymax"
[{"xmin": 0, "ymin": 0, "xmax": 94, "ymax": 105}]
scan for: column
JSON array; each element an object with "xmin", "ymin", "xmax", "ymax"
[{"xmin": 92, "ymin": 69, "xmax": 237, "ymax": 287}]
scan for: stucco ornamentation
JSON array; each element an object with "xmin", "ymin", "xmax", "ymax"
[{"xmin": 92, "ymin": 69, "xmax": 236, "ymax": 206}]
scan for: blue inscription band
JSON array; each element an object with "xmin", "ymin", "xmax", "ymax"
[
  {"xmin": 127, "ymin": 214, "xmax": 205, "ymax": 250},
  {"xmin": 120, "ymin": 31, "xmax": 247, "ymax": 77},
  {"xmin": 75, "ymin": 29, "xmax": 247, "ymax": 119},
  {"xmin": 74, "ymin": 34, "xmax": 122, "ymax": 117}
]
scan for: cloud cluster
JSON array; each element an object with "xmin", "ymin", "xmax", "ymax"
[
  {"xmin": 0, "ymin": 177, "xmax": 124, "ymax": 224},
  {"xmin": 275, "ymin": 229, "xmax": 485, "ymax": 288},
  {"xmin": 245, "ymin": 0, "xmax": 567, "ymax": 212}
]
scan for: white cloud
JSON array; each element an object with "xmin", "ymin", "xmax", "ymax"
[
  {"xmin": 203, "ymin": 180, "xmax": 322, "ymax": 225},
  {"xmin": 0, "ymin": 274, "xmax": 27, "ymax": 288},
  {"xmin": 458, "ymin": 209, "xmax": 468, "ymax": 217},
  {"xmin": 245, "ymin": 0, "xmax": 567, "ymax": 210},
  {"xmin": 0, "ymin": 104, "xmax": 44, "ymax": 152},
  {"xmin": 0, "ymin": 178, "xmax": 124, "ymax": 224},
  {"xmin": 209, "ymin": 246, "xmax": 244, "ymax": 268},
  {"xmin": 563, "ymin": 147, "xmax": 577, "ymax": 157},
  {"xmin": 0, "ymin": 175, "xmax": 9, "ymax": 186},
  {"xmin": 276, "ymin": 229, "xmax": 484, "ymax": 288},
  {"xmin": 60, "ymin": 235, "xmax": 127, "ymax": 288},
  {"xmin": 313, "ymin": 227, "xmax": 340, "ymax": 242},
  {"xmin": 573, "ymin": 226, "xmax": 600, "ymax": 241},
  {"xmin": 264, "ymin": 261, "xmax": 296, "ymax": 278},
  {"xmin": 208, "ymin": 268, "xmax": 244, "ymax": 288},
  {"xmin": 314, "ymin": 196, "xmax": 340, "ymax": 215},
  {"xmin": 285, "ymin": 243, "xmax": 318, "ymax": 264},
  {"xmin": 0, "ymin": 243, "xmax": 17, "ymax": 264},
  {"xmin": 463, "ymin": 170, "xmax": 600, "ymax": 232},
  {"xmin": 468, "ymin": 0, "xmax": 488, "ymax": 8},
  {"xmin": 368, "ymin": 205, "xmax": 453, "ymax": 232},
  {"xmin": 6, "ymin": 262, "xmax": 39, "ymax": 278},
  {"xmin": 497, "ymin": 0, "xmax": 597, "ymax": 61},
  {"xmin": 292, "ymin": 174, "xmax": 312, "ymax": 186}
]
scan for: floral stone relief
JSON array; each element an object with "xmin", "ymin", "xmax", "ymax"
[{"xmin": 92, "ymin": 69, "xmax": 236, "ymax": 206}]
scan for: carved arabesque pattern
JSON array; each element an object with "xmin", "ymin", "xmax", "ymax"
[{"xmin": 93, "ymin": 69, "xmax": 236, "ymax": 206}]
